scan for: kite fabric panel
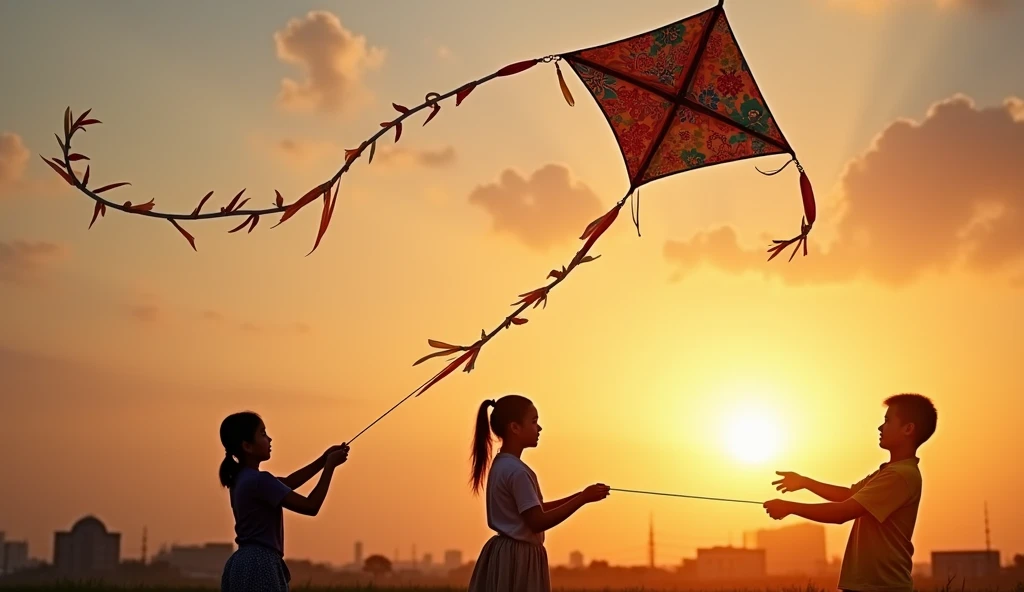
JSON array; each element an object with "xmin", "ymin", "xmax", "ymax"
[{"xmin": 562, "ymin": 3, "xmax": 792, "ymax": 190}]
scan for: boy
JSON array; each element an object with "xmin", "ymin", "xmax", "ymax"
[{"xmin": 763, "ymin": 393, "xmax": 937, "ymax": 592}]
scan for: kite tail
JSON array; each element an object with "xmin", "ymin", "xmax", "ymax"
[{"xmin": 766, "ymin": 158, "xmax": 816, "ymax": 262}]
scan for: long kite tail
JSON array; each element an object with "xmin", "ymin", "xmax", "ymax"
[{"xmin": 43, "ymin": 57, "xmax": 567, "ymax": 256}]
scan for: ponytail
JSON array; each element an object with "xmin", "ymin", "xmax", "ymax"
[
  {"xmin": 469, "ymin": 394, "xmax": 534, "ymax": 495},
  {"xmin": 470, "ymin": 399, "xmax": 496, "ymax": 495},
  {"xmin": 218, "ymin": 411, "xmax": 263, "ymax": 488},
  {"xmin": 219, "ymin": 452, "xmax": 242, "ymax": 488}
]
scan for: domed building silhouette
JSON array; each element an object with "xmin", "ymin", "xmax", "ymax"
[{"xmin": 54, "ymin": 516, "xmax": 120, "ymax": 575}]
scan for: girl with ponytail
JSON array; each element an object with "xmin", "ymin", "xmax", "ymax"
[
  {"xmin": 218, "ymin": 411, "xmax": 351, "ymax": 592},
  {"xmin": 467, "ymin": 395, "xmax": 610, "ymax": 592}
]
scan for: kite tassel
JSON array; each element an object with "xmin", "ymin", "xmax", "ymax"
[
  {"xmin": 546, "ymin": 56, "xmax": 575, "ymax": 107},
  {"xmin": 767, "ymin": 159, "xmax": 816, "ymax": 263}
]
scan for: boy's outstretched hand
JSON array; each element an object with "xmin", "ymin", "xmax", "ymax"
[
  {"xmin": 580, "ymin": 483, "xmax": 611, "ymax": 503},
  {"xmin": 763, "ymin": 499, "xmax": 792, "ymax": 520},
  {"xmin": 772, "ymin": 471, "xmax": 808, "ymax": 493}
]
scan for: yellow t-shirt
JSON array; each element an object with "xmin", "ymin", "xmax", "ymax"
[{"xmin": 838, "ymin": 458, "xmax": 922, "ymax": 592}]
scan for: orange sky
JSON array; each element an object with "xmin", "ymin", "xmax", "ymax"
[{"xmin": 2, "ymin": 0, "xmax": 1023, "ymax": 570}]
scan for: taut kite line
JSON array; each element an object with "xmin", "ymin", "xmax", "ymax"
[{"xmin": 42, "ymin": 0, "xmax": 817, "ymax": 442}]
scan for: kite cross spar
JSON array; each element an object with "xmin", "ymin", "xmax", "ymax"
[{"xmin": 41, "ymin": 0, "xmax": 816, "ymax": 448}]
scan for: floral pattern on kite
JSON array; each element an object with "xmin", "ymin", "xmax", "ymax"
[
  {"xmin": 641, "ymin": 105, "xmax": 785, "ymax": 182},
  {"xmin": 684, "ymin": 13, "xmax": 787, "ymax": 146},
  {"xmin": 576, "ymin": 63, "xmax": 675, "ymax": 180},
  {"xmin": 576, "ymin": 11, "xmax": 713, "ymax": 95}
]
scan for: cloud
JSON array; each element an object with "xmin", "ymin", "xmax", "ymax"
[
  {"xmin": 274, "ymin": 11, "xmax": 386, "ymax": 116},
  {"xmin": 125, "ymin": 292, "xmax": 162, "ymax": 323},
  {"xmin": 372, "ymin": 145, "xmax": 457, "ymax": 169},
  {"xmin": 274, "ymin": 137, "xmax": 340, "ymax": 169},
  {"xmin": 0, "ymin": 240, "xmax": 68, "ymax": 284},
  {"xmin": 127, "ymin": 299, "xmax": 309, "ymax": 334},
  {"xmin": 825, "ymin": 0, "xmax": 1008, "ymax": 14},
  {"xmin": 0, "ymin": 131, "xmax": 69, "ymax": 198},
  {"xmin": 0, "ymin": 132, "xmax": 30, "ymax": 197},
  {"xmin": 1006, "ymin": 97, "xmax": 1024, "ymax": 122},
  {"xmin": 468, "ymin": 164, "xmax": 605, "ymax": 251},
  {"xmin": 664, "ymin": 95, "xmax": 1024, "ymax": 287},
  {"xmin": 128, "ymin": 304, "xmax": 160, "ymax": 323},
  {"xmin": 199, "ymin": 310, "xmax": 311, "ymax": 335}
]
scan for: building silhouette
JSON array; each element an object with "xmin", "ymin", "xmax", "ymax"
[
  {"xmin": 695, "ymin": 546, "xmax": 766, "ymax": 580},
  {"xmin": 3, "ymin": 540, "xmax": 29, "ymax": 575},
  {"xmin": 54, "ymin": 516, "xmax": 121, "ymax": 576},
  {"xmin": 932, "ymin": 551, "xmax": 1001, "ymax": 581},
  {"xmin": 444, "ymin": 549, "xmax": 463, "ymax": 571},
  {"xmin": 153, "ymin": 542, "xmax": 233, "ymax": 579},
  {"xmin": 747, "ymin": 523, "xmax": 828, "ymax": 575}
]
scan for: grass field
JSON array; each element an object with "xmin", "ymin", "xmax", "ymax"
[
  {"xmin": 3, "ymin": 578, "xmax": 1022, "ymax": 592},
  {"xmin": 2, "ymin": 581, "xmax": 1024, "ymax": 585}
]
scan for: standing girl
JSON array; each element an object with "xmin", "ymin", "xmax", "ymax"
[
  {"xmin": 218, "ymin": 411, "xmax": 350, "ymax": 592},
  {"xmin": 468, "ymin": 394, "xmax": 610, "ymax": 592}
]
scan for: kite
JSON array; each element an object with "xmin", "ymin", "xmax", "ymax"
[{"xmin": 42, "ymin": 0, "xmax": 816, "ymax": 442}]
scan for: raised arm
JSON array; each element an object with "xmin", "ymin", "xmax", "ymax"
[
  {"xmin": 521, "ymin": 484, "xmax": 608, "ymax": 533},
  {"xmin": 281, "ymin": 446, "xmax": 348, "ymax": 516},
  {"xmin": 278, "ymin": 443, "xmax": 347, "ymax": 490},
  {"xmin": 764, "ymin": 498, "xmax": 867, "ymax": 524},
  {"xmin": 541, "ymin": 492, "xmax": 582, "ymax": 512},
  {"xmin": 773, "ymin": 471, "xmax": 852, "ymax": 502}
]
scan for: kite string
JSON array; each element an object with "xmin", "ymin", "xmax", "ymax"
[
  {"xmin": 610, "ymin": 487, "xmax": 762, "ymax": 505},
  {"xmin": 630, "ymin": 189, "xmax": 641, "ymax": 237},
  {"xmin": 755, "ymin": 156, "xmax": 795, "ymax": 176},
  {"xmin": 346, "ymin": 189, "xmax": 632, "ymax": 446},
  {"xmin": 346, "ymin": 362, "xmax": 454, "ymax": 445}
]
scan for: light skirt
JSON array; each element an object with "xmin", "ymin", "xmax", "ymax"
[{"xmin": 468, "ymin": 534, "xmax": 550, "ymax": 592}]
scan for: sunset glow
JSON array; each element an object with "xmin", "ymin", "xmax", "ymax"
[
  {"xmin": 725, "ymin": 410, "xmax": 782, "ymax": 464},
  {"xmin": 2, "ymin": 0, "xmax": 1023, "ymax": 577}
]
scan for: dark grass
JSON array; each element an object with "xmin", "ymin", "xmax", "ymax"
[{"xmin": 4, "ymin": 581, "xmax": 1019, "ymax": 585}]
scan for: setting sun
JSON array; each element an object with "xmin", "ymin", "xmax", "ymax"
[{"xmin": 725, "ymin": 410, "xmax": 782, "ymax": 464}]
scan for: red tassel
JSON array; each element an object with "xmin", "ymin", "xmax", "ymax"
[
  {"xmin": 766, "ymin": 161, "xmax": 815, "ymax": 262},
  {"xmin": 799, "ymin": 170, "xmax": 816, "ymax": 225}
]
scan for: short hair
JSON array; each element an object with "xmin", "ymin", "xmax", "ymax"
[{"xmin": 885, "ymin": 393, "xmax": 937, "ymax": 446}]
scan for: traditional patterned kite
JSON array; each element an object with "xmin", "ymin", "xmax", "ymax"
[{"xmin": 43, "ymin": 0, "xmax": 816, "ymax": 440}]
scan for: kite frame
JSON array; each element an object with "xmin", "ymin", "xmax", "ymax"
[{"xmin": 560, "ymin": 0, "xmax": 794, "ymax": 191}]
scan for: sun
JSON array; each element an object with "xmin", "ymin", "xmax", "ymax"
[{"xmin": 725, "ymin": 410, "xmax": 781, "ymax": 464}]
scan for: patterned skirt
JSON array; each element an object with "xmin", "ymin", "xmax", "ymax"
[
  {"xmin": 221, "ymin": 543, "xmax": 291, "ymax": 592},
  {"xmin": 468, "ymin": 534, "xmax": 550, "ymax": 592}
]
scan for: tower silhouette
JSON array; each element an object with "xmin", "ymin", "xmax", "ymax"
[
  {"xmin": 141, "ymin": 526, "xmax": 148, "ymax": 565},
  {"xmin": 984, "ymin": 502, "xmax": 991, "ymax": 551},
  {"xmin": 648, "ymin": 513, "xmax": 655, "ymax": 569}
]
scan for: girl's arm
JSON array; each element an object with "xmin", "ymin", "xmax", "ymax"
[
  {"xmin": 521, "ymin": 484, "xmax": 608, "ymax": 533},
  {"xmin": 278, "ymin": 455, "xmax": 325, "ymax": 490},
  {"xmin": 278, "ymin": 444, "xmax": 346, "ymax": 490},
  {"xmin": 521, "ymin": 497, "xmax": 589, "ymax": 533},
  {"xmin": 281, "ymin": 448, "xmax": 348, "ymax": 516},
  {"xmin": 541, "ymin": 492, "xmax": 581, "ymax": 512}
]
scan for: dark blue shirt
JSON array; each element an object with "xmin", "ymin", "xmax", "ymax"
[{"xmin": 230, "ymin": 467, "xmax": 292, "ymax": 555}]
